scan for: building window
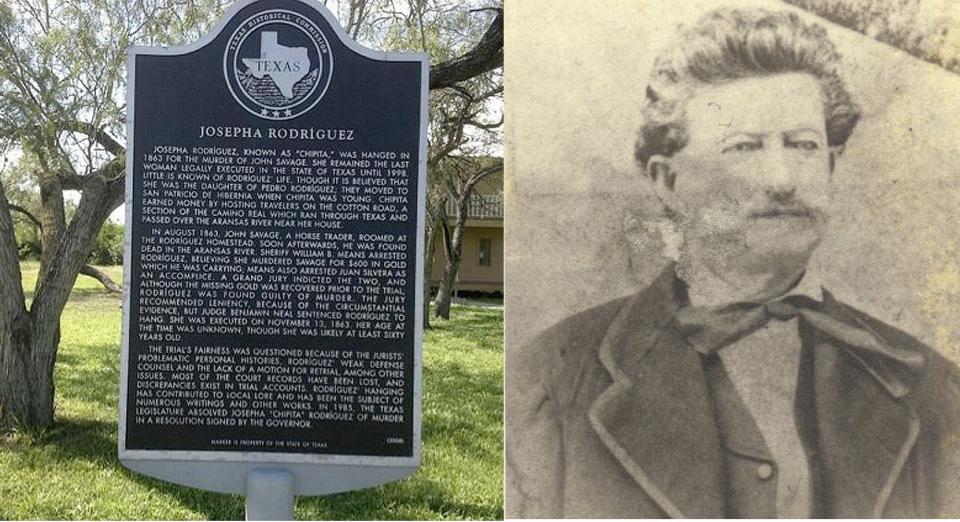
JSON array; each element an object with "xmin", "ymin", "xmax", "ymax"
[{"xmin": 478, "ymin": 237, "xmax": 492, "ymax": 267}]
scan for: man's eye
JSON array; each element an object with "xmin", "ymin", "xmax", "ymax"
[
  {"xmin": 723, "ymin": 142, "xmax": 761, "ymax": 153},
  {"xmin": 788, "ymin": 140, "xmax": 820, "ymax": 151}
]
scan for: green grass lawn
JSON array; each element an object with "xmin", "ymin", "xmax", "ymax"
[{"xmin": 0, "ymin": 263, "xmax": 503, "ymax": 520}]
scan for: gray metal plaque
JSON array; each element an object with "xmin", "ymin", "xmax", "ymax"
[{"xmin": 119, "ymin": 0, "xmax": 427, "ymax": 494}]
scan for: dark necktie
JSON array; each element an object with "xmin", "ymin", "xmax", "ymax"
[{"xmin": 673, "ymin": 294, "xmax": 924, "ymax": 397}]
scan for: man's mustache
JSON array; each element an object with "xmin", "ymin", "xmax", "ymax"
[{"xmin": 748, "ymin": 203, "xmax": 814, "ymax": 218}]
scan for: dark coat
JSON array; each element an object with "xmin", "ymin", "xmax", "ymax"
[{"xmin": 506, "ymin": 268, "xmax": 960, "ymax": 518}]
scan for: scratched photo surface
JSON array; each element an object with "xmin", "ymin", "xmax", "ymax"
[{"xmin": 504, "ymin": 0, "xmax": 960, "ymax": 518}]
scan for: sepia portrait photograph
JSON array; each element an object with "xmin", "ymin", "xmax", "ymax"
[{"xmin": 504, "ymin": 0, "xmax": 960, "ymax": 518}]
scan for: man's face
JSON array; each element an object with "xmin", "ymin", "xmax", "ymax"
[{"xmin": 656, "ymin": 73, "xmax": 833, "ymax": 274}]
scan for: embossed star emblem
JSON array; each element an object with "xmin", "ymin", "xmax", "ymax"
[
  {"xmin": 284, "ymin": 109, "xmax": 292, "ymax": 117},
  {"xmin": 271, "ymin": 110, "xmax": 280, "ymax": 117},
  {"xmin": 260, "ymin": 108, "xmax": 269, "ymax": 116}
]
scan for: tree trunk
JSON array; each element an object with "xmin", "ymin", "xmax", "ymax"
[
  {"xmin": 8, "ymin": 200, "xmax": 122, "ymax": 294},
  {"xmin": 433, "ymin": 259, "xmax": 458, "ymax": 320},
  {"xmin": 37, "ymin": 177, "xmax": 66, "ymax": 272},
  {"xmin": 432, "ymin": 162, "xmax": 502, "ymax": 320},
  {"xmin": 0, "ymin": 184, "xmax": 37, "ymax": 429},
  {"xmin": 79, "ymin": 264, "xmax": 121, "ymax": 293},
  {"xmin": 423, "ymin": 226, "xmax": 433, "ymax": 330},
  {"xmin": 422, "ymin": 212, "xmax": 444, "ymax": 329},
  {"xmin": 0, "ymin": 175, "xmax": 122, "ymax": 430},
  {"xmin": 0, "ymin": 316, "xmax": 44, "ymax": 428},
  {"xmin": 434, "ymin": 197, "xmax": 469, "ymax": 320}
]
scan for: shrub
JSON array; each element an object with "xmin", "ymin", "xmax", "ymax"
[
  {"xmin": 88, "ymin": 222, "xmax": 125, "ymax": 265},
  {"xmin": 13, "ymin": 219, "xmax": 41, "ymax": 260}
]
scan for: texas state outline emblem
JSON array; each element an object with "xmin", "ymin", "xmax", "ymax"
[{"xmin": 223, "ymin": 9, "xmax": 334, "ymax": 120}]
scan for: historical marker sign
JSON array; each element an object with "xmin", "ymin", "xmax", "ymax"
[{"xmin": 119, "ymin": 0, "xmax": 427, "ymax": 496}]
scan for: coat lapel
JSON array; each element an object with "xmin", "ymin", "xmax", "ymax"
[
  {"xmin": 807, "ymin": 293, "xmax": 922, "ymax": 517},
  {"xmin": 585, "ymin": 268, "xmax": 926, "ymax": 518},
  {"xmin": 588, "ymin": 268, "xmax": 726, "ymax": 518}
]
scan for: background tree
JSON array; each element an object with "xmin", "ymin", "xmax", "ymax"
[
  {"xmin": 0, "ymin": 0, "xmax": 501, "ymax": 430},
  {"xmin": 326, "ymin": 0, "xmax": 504, "ymax": 325},
  {"xmin": 432, "ymin": 155, "xmax": 502, "ymax": 319},
  {"xmin": 427, "ymin": 77, "xmax": 502, "ymax": 320},
  {"xmin": 3, "ymin": 150, "xmax": 123, "ymax": 291},
  {"xmin": 0, "ymin": 0, "xmax": 242, "ymax": 429},
  {"xmin": 0, "ymin": 147, "xmax": 41, "ymax": 260},
  {"xmin": 398, "ymin": 3, "xmax": 503, "ymax": 324}
]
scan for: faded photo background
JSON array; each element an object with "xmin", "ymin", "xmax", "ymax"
[{"xmin": 504, "ymin": 0, "xmax": 960, "ymax": 361}]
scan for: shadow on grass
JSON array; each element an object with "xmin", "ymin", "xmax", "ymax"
[
  {"xmin": 426, "ymin": 309, "xmax": 503, "ymax": 350},
  {"xmin": 8, "ymin": 417, "xmax": 245, "ymax": 519},
  {"xmin": 28, "ymin": 354, "xmax": 501, "ymax": 520},
  {"xmin": 423, "ymin": 361, "xmax": 502, "ymax": 462},
  {"xmin": 19, "ymin": 414, "xmax": 499, "ymax": 520},
  {"xmin": 121, "ymin": 475, "xmax": 244, "ymax": 521},
  {"xmin": 48, "ymin": 352, "xmax": 240, "ymax": 518},
  {"xmin": 56, "ymin": 344, "xmax": 121, "ymax": 411},
  {"xmin": 9, "ymin": 300, "xmax": 502, "ymax": 519},
  {"xmin": 432, "ymin": 307, "xmax": 503, "ymax": 329},
  {"xmin": 298, "ymin": 475, "xmax": 502, "ymax": 520},
  {"xmin": 0, "ymin": 418, "xmax": 115, "ymax": 459}
]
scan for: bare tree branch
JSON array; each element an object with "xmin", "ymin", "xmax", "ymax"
[
  {"xmin": 9, "ymin": 203, "xmax": 41, "ymax": 229},
  {"xmin": 59, "ymin": 119, "xmax": 124, "ymax": 157},
  {"xmin": 79, "ymin": 264, "xmax": 121, "ymax": 293},
  {"xmin": 429, "ymin": 7, "xmax": 502, "ymax": 90},
  {"xmin": 9, "ymin": 204, "xmax": 121, "ymax": 292},
  {"xmin": 464, "ymin": 159, "xmax": 503, "ymax": 189},
  {"xmin": 466, "ymin": 114, "xmax": 503, "ymax": 130},
  {"xmin": 56, "ymin": 171, "xmax": 85, "ymax": 191}
]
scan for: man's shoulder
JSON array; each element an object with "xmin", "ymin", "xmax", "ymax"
[
  {"xmin": 829, "ymin": 297, "xmax": 960, "ymax": 408},
  {"xmin": 830, "ymin": 299, "xmax": 954, "ymax": 367},
  {"xmin": 531, "ymin": 295, "xmax": 634, "ymax": 355},
  {"xmin": 516, "ymin": 294, "xmax": 637, "ymax": 393}
]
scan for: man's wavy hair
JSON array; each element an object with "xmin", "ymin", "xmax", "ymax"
[{"xmin": 635, "ymin": 8, "xmax": 861, "ymax": 169}]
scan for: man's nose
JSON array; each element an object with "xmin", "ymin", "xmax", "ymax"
[{"xmin": 761, "ymin": 143, "xmax": 796, "ymax": 201}]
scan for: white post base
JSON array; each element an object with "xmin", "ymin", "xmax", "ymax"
[{"xmin": 245, "ymin": 468, "xmax": 295, "ymax": 520}]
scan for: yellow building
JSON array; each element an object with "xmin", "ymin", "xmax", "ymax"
[{"xmin": 430, "ymin": 170, "xmax": 503, "ymax": 295}]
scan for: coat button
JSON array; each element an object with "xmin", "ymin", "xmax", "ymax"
[{"xmin": 756, "ymin": 463, "xmax": 774, "ymax": 480}]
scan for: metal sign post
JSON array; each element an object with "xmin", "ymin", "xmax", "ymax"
[{"xmin": 245, "ymin": 469, "xmax": 295, "ymax": 520}]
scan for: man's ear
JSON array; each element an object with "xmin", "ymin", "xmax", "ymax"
[
  {"xmin": 828, "ymin": 146, "xmax": 844, "ymax": 174},
  {"xmin": 646, "ymin": 154, "xmax": 684, "ymax": 219},
  {"xmin": 646, "ymin": 154, "xmax": 676, "ymax": 193}
]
